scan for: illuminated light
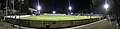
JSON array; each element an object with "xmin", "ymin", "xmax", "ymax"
[
  {"xmin": 69, "ymin": 6, "xmax": 72, "ymax": 10},
  {"xmin": 37, "ymin": 6, "xmax": 41, "ymax": 10},
  {"xmin": 104, "ymin": 4, "xmax": 109, "ymax": 9},
  {"xmin": 53, "ymin": 11, "xmax": 56, "ymax": 14}
]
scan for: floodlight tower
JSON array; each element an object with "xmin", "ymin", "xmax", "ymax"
[
  {"xmin": 104, "ymin": 3, "xmax": 109, "ymax": 11},
  {"xmin": 104, "ymin": 0, "xmax": 112, "ymax": 29},
  {"xmin": 104, "ymin": 0, "xmax": 109, "ymax": 17},
  {"xmin": 68, "ymin": 0, "xmax": 72, "ymax": 15},
  {"xmin": 37, "ymin": 0, "xmax": 41, "ymax": 14}
]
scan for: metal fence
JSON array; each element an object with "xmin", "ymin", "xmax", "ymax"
[{"xmin": 5, "ymin": 18, "xmax": 101, "ymax": 29}]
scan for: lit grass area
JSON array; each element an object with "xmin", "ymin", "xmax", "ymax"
[{"xmin": 21, "ymin": 15, "xmax": 101, "ymax": 21}]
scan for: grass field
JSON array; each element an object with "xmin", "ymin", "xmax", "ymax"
[{"xmin": 21, "ymin": 15, "xmax": 101, "ymax": 21}]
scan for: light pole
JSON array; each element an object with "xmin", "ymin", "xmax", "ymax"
[
  {"xmin": 104, "ymin": 1, "xmax": 109, "ymax": 16},
  {"xmin": 104, "ymin": 0, "xmax": 109, "ymax": 16},
  {"xmin": 37, "ymin": 6, "xmax": 41, "ymax": 10},
  {"xmin": 37, "ymin": 0, "xmax": 41, "ymax": 14},
  {"xmin": 68, "ymin": 0, "xmax": 72, "ymax": 15},
  {"xmin": 5, "ymin": 0, "xmax": 8, "ymax": 16},
  {"xmin": 104, "ymin": 4, "xmax": 109, "ymax": 11},
  {"xmin": 104, "ymin": 0, "xmax": 112, "ymax": 29}
]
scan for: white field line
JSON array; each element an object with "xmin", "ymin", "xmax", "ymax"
[{"xmin": 64, "ymin": 19, "xmax": 107, "ymax": 29}]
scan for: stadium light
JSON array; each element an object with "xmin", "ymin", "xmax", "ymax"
[
  {"xmin": 37, "ymin": 6, "xmax": 41, "ymax": 10},
  {"xmin": 68, "ymin": 0, "xmax": 72, "ymax": 10},
  {"xmin": 37, "ymin": 0, "xmax": 41, "ymax": 10},
  {"xmin": 68, "ymin": 6, "xmax": 72, "ymax": 15},
  {"xmin": 69, "ymin": 6, "xmax": 72, "ymax": 10},
  {"xmin": 104, "ymin": 3, "xmax": 109, "ymax": 10},
  {"xmin": 68, "ymin": 0, "xmax": 73, "ymax": 15},
  {"xmin": 53, "ymin": 11, "xmax": 56, "ymax": 14},
  {"xmin": 37, "ymin": 0, "xmax": 42, "ymax": 14}
]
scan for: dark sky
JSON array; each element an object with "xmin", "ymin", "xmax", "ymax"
[{"xmin": 28, "ymin": 0, "xmax": 92, "ymax": 13}]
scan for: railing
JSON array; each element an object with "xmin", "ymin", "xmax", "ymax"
[{"xmin": 5, "ymin": 18, "xmax": 101, "ymax": 29}]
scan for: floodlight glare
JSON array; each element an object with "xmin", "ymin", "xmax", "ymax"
[
  {"xmin": 37, "ymin": 6, "xmax": 41, "ymax": 10},
  {"xmin": 104, "ymin": 4, "xmax": 109, "ymax": 9},
  {"xmin": 53, "ymin": 11, "xmax": 56, "ymax": 14},
  {"xmin": 69, "ymin": 6, "xmax": 72, "ymax": 10}
]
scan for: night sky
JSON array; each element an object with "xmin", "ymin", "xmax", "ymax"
[
  {"xmin": 28, "ymin": 0, "xmax": 92, "ymax": 13},
  {"xmin": 0, "ymin": 0, "xmax": 118, "ymax": 15}
]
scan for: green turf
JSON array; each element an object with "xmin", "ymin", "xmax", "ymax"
[{"xmin": 21, "ymin": 15, "xmax": 101, "ymax": 21}]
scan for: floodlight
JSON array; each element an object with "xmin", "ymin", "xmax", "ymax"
[
  {"xmin": 37, "ymin": 6, "xmax": 41, "ymax": 10},
  {"xmin": 53, "ymin": 11, "xmax": 56, "ymax": 14},
  {"xmin": 69, "ymin": 6, "xmax": 72, "ymax": 10},
  {"xmin": 104, "ymin": 4, "xmax": 109, "ymax": 9}
]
